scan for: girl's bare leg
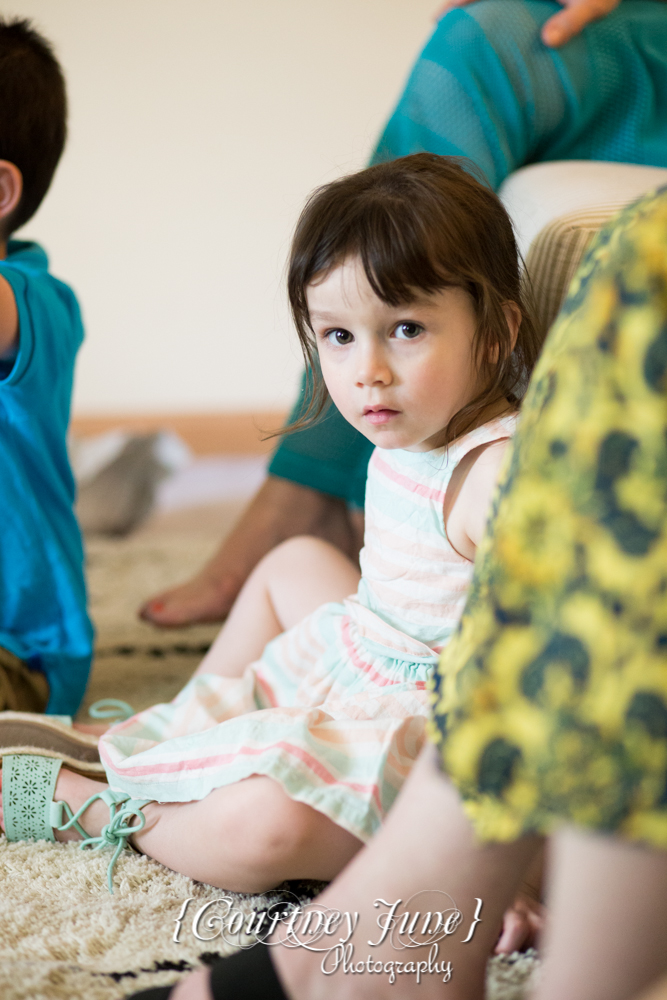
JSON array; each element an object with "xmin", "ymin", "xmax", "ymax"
[
  {"xmin": 273, "ymin": 746, "xmax": 542, "ymax": 1000},
  {"xmin": 0, "ymin": 767, "xmax": 363, "ymax": 893},
  {"xmin": 193, "ymin": 534, "xmax": 360, "ymax": 679},
  {"xmin": 535, "ymin": 825, "xmax": 667, "ymax": 1000}
]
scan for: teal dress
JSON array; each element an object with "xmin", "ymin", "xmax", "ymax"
[{"xmin": 270, "ymin": 0, "xmax": 667, "ymax": 507}]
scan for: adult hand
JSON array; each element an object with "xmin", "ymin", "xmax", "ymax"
[
  {"xmin": 433, "ymin": 0, "xmax": 622, "ymax": 48},
  {"xmin": 495, "ymin": 843, "xmax": 545, "ymax": 953}
]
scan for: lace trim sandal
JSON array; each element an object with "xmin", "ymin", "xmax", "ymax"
[{"xmin": 2, "ymin": 753, "xmax": 152, "ymax": 893}]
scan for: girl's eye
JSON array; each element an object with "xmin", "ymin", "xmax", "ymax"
[
  {"xmin": 326, "ymin": 329, "xmax": 353, "ymax": 346},
  {"xmin": 394, "ymin": 322, "xmax": 423, "ymax": 340}
]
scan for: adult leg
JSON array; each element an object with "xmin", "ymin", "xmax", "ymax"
[
  {"xmin": 269, "ymin": 747, "xmax": 542, "ymax": 1000},
  {"xmin": 634, "ymin": 974, "xmax": 667, "ymax": 1000},
  {"xmin": 193, "ymin": 534, "xmax": 360, "ymax": 680},
  {"xmin": 535, "ymin": 826, "xmax": 667, "ymax": 1000},
  {"xmin": 140, "ymin": 475, "xmax": 365, "ymax": 628}
]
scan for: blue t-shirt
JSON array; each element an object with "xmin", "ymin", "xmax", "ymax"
[{"xmin": 0, "ymin": 240, "xmax": 93, "ymax": 715}]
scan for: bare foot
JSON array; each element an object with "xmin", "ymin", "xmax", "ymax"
[
  {"xmin": 139, "ymin": 569, "xmax": 241, "ymax": 628},
  {"xmin": 139, "ymin": 476, "xmax": 364, "ymax": 629}
]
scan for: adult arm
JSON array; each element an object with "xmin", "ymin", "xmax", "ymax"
[{"xmin": 164, "ymin": 748, "xmax": 544, "ymax": 1000}]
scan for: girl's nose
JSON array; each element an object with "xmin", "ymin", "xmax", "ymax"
[{"xmin": 355, "ymin": 348, "xmax": 392, "ymax": 387}]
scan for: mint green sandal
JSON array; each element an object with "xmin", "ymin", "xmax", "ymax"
[{"xmin": 2, "ymin": 753, "xmax": 152, "ymax": 893}]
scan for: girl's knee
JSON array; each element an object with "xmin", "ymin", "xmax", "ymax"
[
  {"xmin": 218, "ymin": 779, "xmax": 314, "ymax": 877},
  {"xmin": 271, "ymin": 534, "xmax": 336, "ymax": 563}
]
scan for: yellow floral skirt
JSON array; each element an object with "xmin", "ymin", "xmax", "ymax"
[{"xmin": 430, "ymin": 186, "xmax": 667, "ymax": 848}]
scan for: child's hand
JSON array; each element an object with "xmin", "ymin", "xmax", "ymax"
[
  {"xmin": 495, "ymin": 887, "xmax": 545, "ymax": 953},
  {"xmin": 434, "ymin": 0, "xmax": 622, "ymax": 48},
  {"xmin": 0, "ymin": 273, "xmax": 17, "ymax": 358}
]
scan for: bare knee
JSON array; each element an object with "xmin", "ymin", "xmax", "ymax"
[
  {"xmin": 215, "ymin": 779, "xmax": 359, "ymax": 891},
  {"xmin": 268, "ymin": 534, "xmax": 344, "ymax": 567},
  {"xmin": 208, "ymin": 779, "xmax": 309, "ymax": 889}
]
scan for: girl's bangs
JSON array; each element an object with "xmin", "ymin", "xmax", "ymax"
[{"xmin": 313, "ymin": 200, "xmax": 461, "ymax": 310}]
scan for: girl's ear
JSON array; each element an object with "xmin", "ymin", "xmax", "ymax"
[
  {"xmin": 502, "ymin": 301, "xmax": 522, "ymax": 350},
  {"xmin": 487, "ymin": 301, "xmax": 522, "ymax": 362}
]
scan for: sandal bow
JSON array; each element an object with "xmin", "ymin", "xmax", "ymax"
[{"xmin": 4, "ymin": 754, "xmax": 151, "ymax": 893}]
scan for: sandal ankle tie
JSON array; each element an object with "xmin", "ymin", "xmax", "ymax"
[{"xmin": 53, "ymin": 788, "xmax": 152, "ymax": 892}]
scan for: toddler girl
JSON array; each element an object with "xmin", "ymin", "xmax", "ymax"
[{"xmin": 1, "ymin": 153, "xmax": 543, "ymax": 892}]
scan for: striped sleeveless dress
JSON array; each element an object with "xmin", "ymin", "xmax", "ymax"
[{"xmin": 99, "ymin": 414, "xmax": 516, "ymax": 842}]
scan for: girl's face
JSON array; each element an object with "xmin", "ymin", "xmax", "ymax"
[{"xmin": 307, "ymin": 256, "xmax": 487, "ymax": 452}]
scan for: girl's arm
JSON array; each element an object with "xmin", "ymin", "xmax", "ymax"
[{"xmin": 444, "ymin": 438, "xmax": 510, "ymax": 561}]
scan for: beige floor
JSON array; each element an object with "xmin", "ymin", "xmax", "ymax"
[{"xmin": 79, "ymin": 500, "xmax": 244, "ymax": 720}]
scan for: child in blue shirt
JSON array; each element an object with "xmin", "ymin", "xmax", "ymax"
[{"xmin": 0, "ymin": 19, "xmax": 93, "ymax": 716}]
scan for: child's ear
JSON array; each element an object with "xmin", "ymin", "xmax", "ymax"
[
  {"xmin": 0, "ymin": 161, "xmax": 22, "ymax": 226},
  {"xmin": 487, "ymin": 301, "xmax": 522, "ymax": 362},
  {"xmin": 502, "ymin": 301, "xmax": 522, "ymax": 349}
]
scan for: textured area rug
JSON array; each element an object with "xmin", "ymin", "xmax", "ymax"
[
  {"xmin": 1, "ymin": 500, "xmax": 541, "ymax": 999},
  {"xmin": 0, "ymin": 839, "xmax": 324, "ymax": 1000}
]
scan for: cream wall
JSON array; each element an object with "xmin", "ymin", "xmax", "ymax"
[{"xmin": 4, "ymin": 0, "xmax": 436, "ymax": 414}]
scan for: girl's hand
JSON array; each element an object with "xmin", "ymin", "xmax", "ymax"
[{"xmin": 433, "ymin": 0, "xmax": 622, "ymax": 48}]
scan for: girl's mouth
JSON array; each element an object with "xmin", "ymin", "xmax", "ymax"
[{"xmin": 363, "ymin": 407, "xmax": 400, "ymax": 426}]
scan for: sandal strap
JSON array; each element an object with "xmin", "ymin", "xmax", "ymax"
[
  {"xmin": 4, "ymin": 754, "xmax": 152, "ymax": 893},
  {"xmin": 55, "ymin": 786, "xmax": 151, "ymax": 893},
  {"xmin": 88, "ymin": 699, "xmax": 135, "ymax": 722},
  {"xmin": 3, "ymin": 754, "xmax": 62, "ymax": 842}
]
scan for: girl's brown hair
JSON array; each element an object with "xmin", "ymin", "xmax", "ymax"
[{"xmin": 285, "ymin": 153, "xmax": 543, "ymax": 445}]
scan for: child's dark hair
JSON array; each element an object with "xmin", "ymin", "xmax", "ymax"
[
  {"xmin": 286, "ymin": 153, "xmax": 543, "ymax": 445},
  {"xmin": 0, "ymin": 18, "xmax": 67, "ymax": 235}
]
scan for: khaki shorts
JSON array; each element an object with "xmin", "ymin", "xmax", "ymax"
[{"xmin": 0, "ymin": 646, "xmax": 49, "ymax": 713}]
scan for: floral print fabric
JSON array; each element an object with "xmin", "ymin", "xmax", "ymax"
[{"xmin": 430, "ymin": 187, "xmax": 667, "ymax": 848}]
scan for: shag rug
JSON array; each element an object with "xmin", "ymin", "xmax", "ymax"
[{"xmin": 1, "ymin": 501, "xmax": 541, "ymax": 999}]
